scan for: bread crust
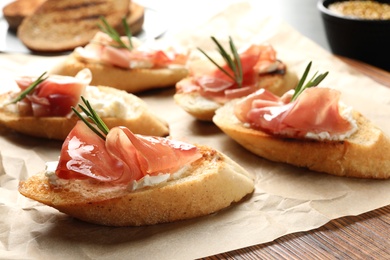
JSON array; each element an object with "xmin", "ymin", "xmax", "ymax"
[
  {"xmin": 50, "ymin": 54, "xmax": 189, "ymax": 93},
  {"xmin": 0, "ymin": 86, "xmax": 169, "ymax": 140},
  {"xmin": 18, "ymin": 145, "xmax": 255, "ymax": 226},
  {"xmin": 213, "ymin": 100, "xmax": 390, "ymax": 179},
  {"xmin": 174, "ymin": 69, "xmax": 298, "ymax": 121},
  {"xmin": 2, "ymin": 0, "xmax": 46, "ymax": 31}
]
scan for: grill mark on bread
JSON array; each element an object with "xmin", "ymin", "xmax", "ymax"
[
  {"xmin": 78, "ymin": 15, "xmax": 104, "ymax": 21},
  {"xmin": 17, "ymin": 0, "xmax": 131, "ymax": 52},
  {"xmin": 55, "ymin": 2, "xmax": 106, "ymax": 11},
  {"xmin": 52, "ymin": 15, "xmax": 105, "ymax": 23},
  {"xmin": 45, "ymin": 1, "xmax": 123, "ymax": 24}
]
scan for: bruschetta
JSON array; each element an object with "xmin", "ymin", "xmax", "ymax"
[
  {"xmin": 50, "ymin": 19, "xmax": 189, "ymax": 93},
  {"xmin": 0, "ymin": 69, "xmax": 169, "ymax": 140},
  {"xmin": 174, "ymin": 36, "xmax": 298, "ymax": 121},
  {"xmin": 213, "ymin": 62, "xmax": 390, "ymax": 179},
  {"xmin": 18, "ymin": 99, "xmax": 255, "ymax": 226}
]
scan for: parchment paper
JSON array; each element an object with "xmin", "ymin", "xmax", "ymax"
[{"xmin": 1, "ymin": 2, "xmax": 390, "ymax": 259}]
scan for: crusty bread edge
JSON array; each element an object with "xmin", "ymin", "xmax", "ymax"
[
  {"xmin": 213, "ymin": 100, "xmax": 390, "ymax": 179},
  {"xmin": 19, "ymin": 145, "xmax": 255, "ymax": 226},
  {"xmin": 0, "ymin": 86, "xmax": 169, "ymax": 140},
  {"xmin": 2, "ymin": 0, "xmax": 47, "ymax": 31},
  {"xmin": 50, "ymin": 54, "xmax": 189, "ymax": 93}
]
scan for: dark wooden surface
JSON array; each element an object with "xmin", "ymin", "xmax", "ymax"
[
  {"xmin": 204, "ymin": 205, "xmax": 390, "ymax": 259},
  {"xmin": 201, "ymin": 58, "xmax": 390, "ymax": 259}
]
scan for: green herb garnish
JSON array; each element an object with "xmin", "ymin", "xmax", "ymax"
[
  {"xmin": 8, "ymin": 71, "xmax": 48, "ymax": 104},
  {"xmin": 198, "ymin": 36, "xmax": 243, "ymax": 87},
  {"xmin": 291, "ymin": 62, "xmax": 329, "ymax": 102},
  {"xmin": 98, "ymin": 16, "xmax": 133, "ymax": 50},
  {"xmin": 72, "ymin": 96, "xmax": 109, "ymax": 140}
]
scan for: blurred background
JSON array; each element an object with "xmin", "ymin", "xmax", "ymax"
[{"xmin": 0, "ymin": 0, "xmax": 330, "ymax": 53}]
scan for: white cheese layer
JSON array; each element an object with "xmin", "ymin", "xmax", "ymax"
[
  {"xmin": 305, "ymin": 102, "xmax": 358, "ymax": 141},
  {"xmin": 84, "ymin": 86, "xmax": 137, "ymax": 119},
  {"xmin": 44, "ymin": 161, "xmax": 191, "ymax": 192}
]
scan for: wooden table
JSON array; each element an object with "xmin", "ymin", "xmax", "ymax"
[
  {"xmin": 205, "ymin": 205, "xmax": 390, "ymax": 259},
  {"xmin": 203, "ymin": 58, "xmax": 390, "ymax": 259}
]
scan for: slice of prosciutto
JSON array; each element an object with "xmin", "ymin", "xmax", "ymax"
[
  {"xmin": 234, "ymin": 87, "xmax": 357, "ymax": 140},
  {"xmin": 15, "ymin": 69, "xmax": 91, "ymax": 117},
  {"xmin": 55, "ymin": 121, "xmax": 202, "ymax": 185},
  {"xmin": 75, "ymin": 32, "xmax": 188, "ymax": 69},
  {"xmin": 176, "ymin": 44, "xmax": 286, "ymax": 104}
]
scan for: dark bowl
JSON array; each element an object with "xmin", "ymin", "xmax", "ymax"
[{"xmin": 318, "ymin": 0, "xmax": 390, "ymax": 71}]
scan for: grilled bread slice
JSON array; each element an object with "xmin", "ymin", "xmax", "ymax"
[
  {"xmin": 17, "ymin": 0, "xmax": 130, "ymax": 52},
  {"xmin": 19, "ymin": 145, "xmax": 255, "ymax": 226},
  {"xmin": 213, "ymin": 99, "xmax": 390, "ymax": 179},
  {"xmin": 0, "ymin": 86, "xmax": 169, "ymax": 140},
  {"xmin": 4, "ymin": 0, "xmax": 144, "ymax": 35}
]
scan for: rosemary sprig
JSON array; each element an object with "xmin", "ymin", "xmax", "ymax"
[
  {"xmin": 122, "ymin": 17, "xmax": 133, "ymax": 49},
  {"xmin": 98, "ymin": 16, "xmax": 133, "ymax": 50},
  {"xmin": 8, "ymin": 72, "xmax": 48, "ymax": 104},
  {"xmin": 72, "ymin": 96, "xmax": 109, "ymax": 140},
  {"xmin": 290, "ymin": 62, "xmax": 329, "ymax": 102},
  {"xmin": 198, "ymin": 36, "xmax": 243, "ymax": 87}
]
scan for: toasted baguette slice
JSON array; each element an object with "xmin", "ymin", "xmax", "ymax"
[
  {"xmin": 174, "ymin": 69, "xmax": 298, "ymax": 121},
  {"xmin": 213, "ymin": 99, "xmax": 390, "ymax": 179},
  {"xmin": 50, "ymin": 53, "xmax": 189, "ymax": 93},
  {"xmin": 6, "ymin": 0, "xmax": 144, "ymax": 35},
  {"xmin": 2, "ymin": 0, "xmax": 46, "ymax": 31},
  {"xmin": 19, "ymin": 145, "xmax": 255, "ymax": 226},
  {"xmin": 0, "ymin": 86, "xmax": 169, "ymax": 140},
  {"xmin": 17, "ymin": 0, "xmax": 130, "ymax": 52}
]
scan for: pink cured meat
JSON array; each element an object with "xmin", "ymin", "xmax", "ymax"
[
  {"xmin": 56, "ymin": 121, "xmax": 202, "ymax": 185},
  {"xmin": 234, "ymin": 87, "xmax": 354, "ymax": 138}
]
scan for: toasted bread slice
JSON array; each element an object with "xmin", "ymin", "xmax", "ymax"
[
  {"xmin": 17, "ymin": 0, "xmax": 130, "ymax": 52},
  {"xmin": 213, "ymin": 99, "xmax": 390, "ymax": 179},
  {"xmin": 2, "ymin": 0, "xmax": 46, "ymax": 31},
  {"xmin": 19, "ymin": 145, "xmax": 255, "ymax": 226},
  {"xmin": 174, "ymin": 69, "xmax": 298, "ymax": 121},
  {"xmin": 50, "ymin": 53, "xmax": 189, "ymax": 93},
  {"xmin": 5, "ymin": 0, "xmax": 144, "ymax": 35},
  {"xmin": 0, "ymin": 86, "xmax": 169, "ymax": 140}
]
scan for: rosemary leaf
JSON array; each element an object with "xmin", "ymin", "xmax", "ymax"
[
  {"xmin": 198, "ymin": 36, "xmax": 243, "ymax": 87},
  {"xmin": 122, "ymin": 17, "xmax": 133, "ymax": 49},
  {"xmin": 197, "ymin": 48, "xmax": 236, "ymax": 82},
  {"xmin": 211, "ymin": 37, "xmax": 235, "ymax": 70},
  {"xmin": 81, "ymin": 96, "xmax": 109, "ymax": 135},
  {"xmin": 98, "ymin": 16, "xmax": 133, "ymax": 51},
  {"xmin": 229, "ymin": 36, "xmax": 243, "ymax": 87},
  {"xmin": 290, "ymin": 62, "xmax": 329, "ymax": 102},
  {"xmin": 8, "ymin": 72, "xmax": 48, "ymax": 104},
  {"xmin": 291, "ymin": 61, "xmax": 312, "ymax": 101},
  {"xmin": 72, "ymin": 96, "xmax": 110, "ymax": 140},
  {"xmin": 72, "ymin": 107, "xmax": 107, "ymax": 140}
]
